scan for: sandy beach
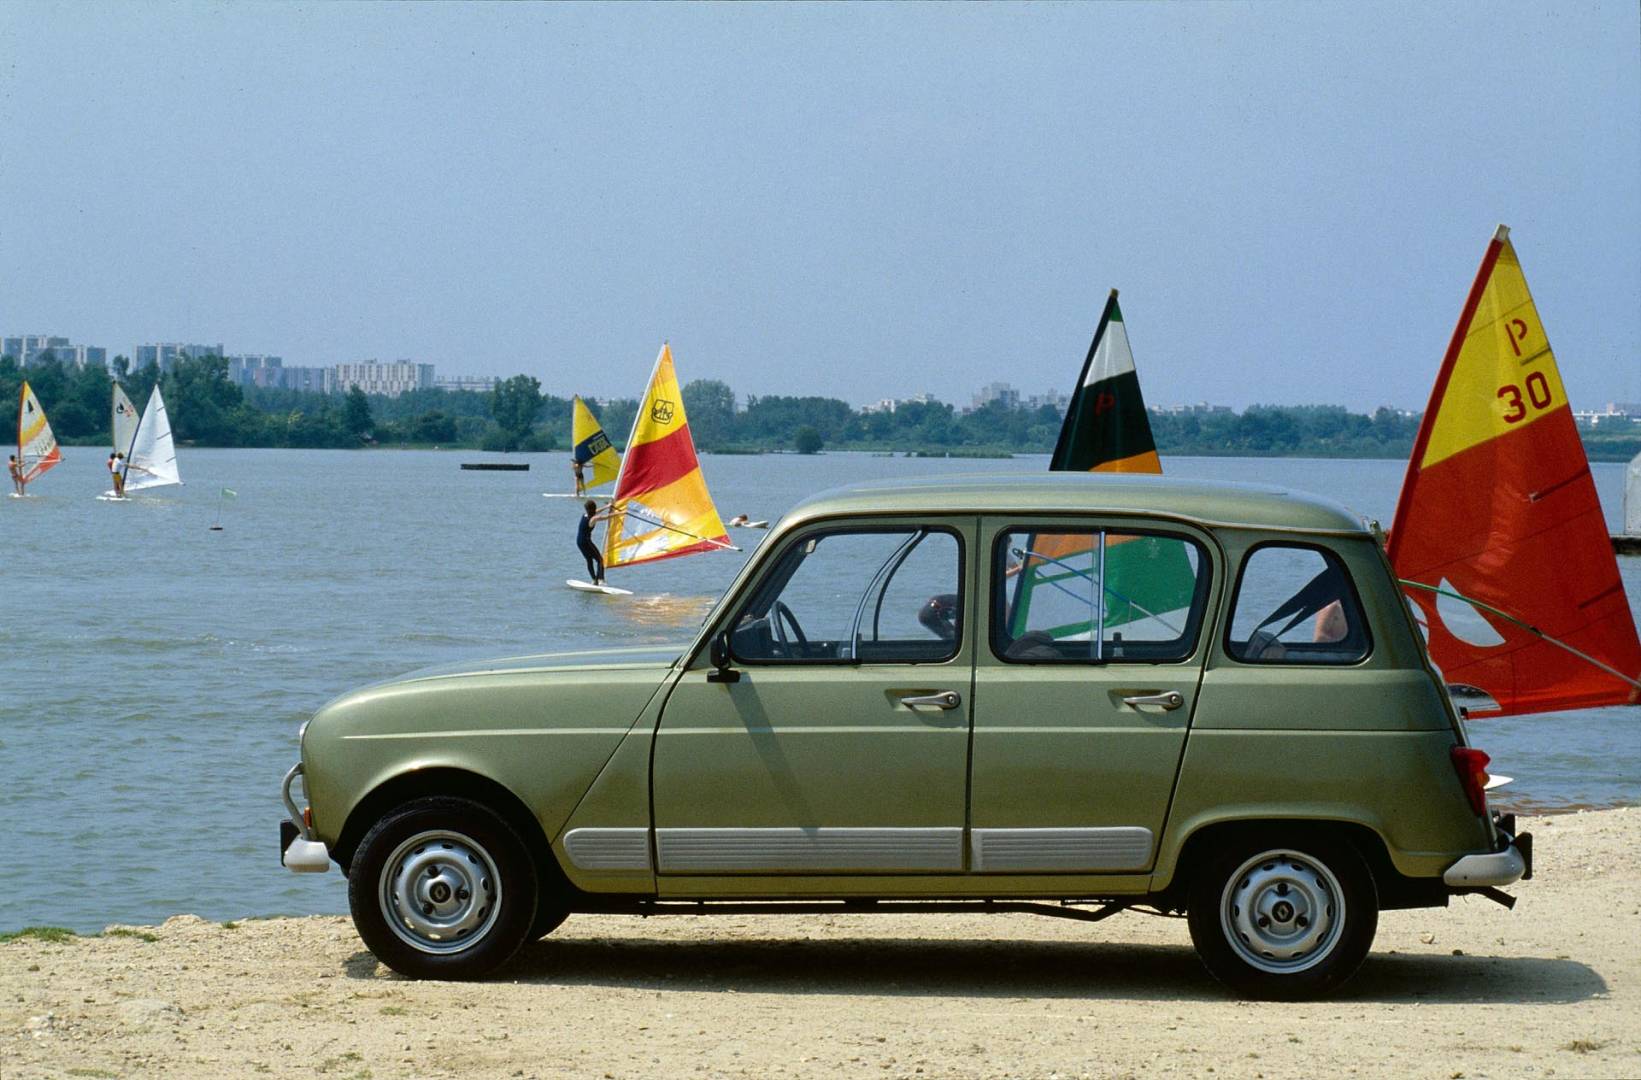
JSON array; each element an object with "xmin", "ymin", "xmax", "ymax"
[{"xmin": 5, "ymin": 807, "xmax": 1638, "ymax": 1079}]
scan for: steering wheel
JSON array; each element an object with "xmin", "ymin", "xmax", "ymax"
[{"xmin": 771, "ymin": 600, "xmax": 809, "ymax": 655}]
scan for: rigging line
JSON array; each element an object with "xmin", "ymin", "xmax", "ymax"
[
  {"xmin": 618, "ymin": 506, "xmax": 741, "ymax": 552},
  {"xmin": 1399, "ymin": 579, "xmax": 1641, "ymax": 691},
  {"xmin": 1013, "ymin": 546, "xmax": 1183, "ymax": 635}
]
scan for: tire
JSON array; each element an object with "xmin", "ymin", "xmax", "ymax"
[
  {"xmin": 1186, "ymin": 834, "xmax": 1377, "ymax": 999},
  {"xmin": 529, "ymin": 905, "xmax": 569, "ymax": 941},
  {"xmin": 348, "ymin": 797, "xmax": 538, "ymax": 979}
]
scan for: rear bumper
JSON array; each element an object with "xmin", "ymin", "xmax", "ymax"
[{"xmin": 1443, "ymin": 828, "xmax": 1531, "ymax": 888}]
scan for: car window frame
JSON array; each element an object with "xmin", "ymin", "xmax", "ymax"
[
  {"xmin": 727, "ymin": 522, "xmax": 968, "ymax": 667},
  {"xmin": 1222, "ymin": 539, "xmax": 1375, "ymax": 667},
  {"xmin": 988, "ymin": 523, "xmax": 1213, "ymax": 666}
]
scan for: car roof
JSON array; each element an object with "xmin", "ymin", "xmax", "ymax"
[{"xmin": 781, "ymin": 472, "xmax": 1370, "ymax": 534}]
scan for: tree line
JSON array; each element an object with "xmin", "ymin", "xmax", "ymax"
[{"xmin": 4, "ymin": 350, "xmax": 1635, "ymax": 461}]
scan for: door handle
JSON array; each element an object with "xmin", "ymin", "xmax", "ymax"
[
  {"xmin": 899, "ymin": 690, "xmax": 962, "ymax": 710},
  {"xmin": 1122, "ymin": 691, "xmax": 1185, "ymax": 711}
]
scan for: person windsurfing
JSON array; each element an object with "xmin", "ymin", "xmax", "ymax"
[{"xmin": 577, "ymin": 499, "xmax": 612, "ymax": 585}]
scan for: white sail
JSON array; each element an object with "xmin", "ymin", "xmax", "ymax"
[
  {"xmin": 125, "ymin": 387, "xmax": 182, "ymax": 492},
  {"xmin": 1626, "ymin": 450, "xmax": 1640, "ymax": 537},
  {"xmin": 112, "ymin": 384, "xmax": 140, "ymax": 457}
]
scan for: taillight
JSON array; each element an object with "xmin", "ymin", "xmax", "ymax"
[{"xmin": 1451, "ymin": 746, "xmax": 1491, "ymax": 815}]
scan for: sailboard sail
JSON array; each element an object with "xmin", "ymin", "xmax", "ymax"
[
  {"xmin": 1049, "ymin": 289, "xmax": 1163, "ymax": 474},
  {"xmin": 602, "ymin": 344, "xmax": 732, "ymax": 569},
  {"xmin": 124, "ymin": 386, "xmax": 183, "ymax": 493},
  {"xmin": 113, "ymin": 383, "xmax": 140, "ymax": 458},
  {"xmin": 572, "ymin": 395, "xmax": 621, "ymax": 490},
  {"xmin": 1389, "ymin": 225, "xmax": 1641, "ymax": 715},
  {"xmin": 1009, "ymin": 291, "xmax": 1194, "ymax": 640},
  {"xmin": 18, "ymin": 381, "xmax": 62, "ymax": 483}
]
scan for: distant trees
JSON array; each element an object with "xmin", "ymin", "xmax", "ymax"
[
  {"xmin": 793, "ymin": 425, "xmax": 824, "ymax": 454},
  {"xmin": 343, "ymin": 386, "xmax": 374, "ymax": 439},
  {"xmin": 488, "ymin": 375, "xmax": 545, "ymax": 451}
]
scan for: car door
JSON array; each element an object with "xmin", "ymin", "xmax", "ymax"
[
  {"xmin": 652, "ymin": 518, "xmax": 975, "ymax": 886},
  {"xmin": 967, "ymin": 516, "xmax": 1219, "ymax": 876}
]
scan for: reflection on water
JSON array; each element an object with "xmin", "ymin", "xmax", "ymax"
[
  {"xmin": 610, "ymin": 592, "xmax": 720, "ymax": 631},
  {"xmin": 0, "ymin": 448, "xmax": 1635, "ymax": 933}
]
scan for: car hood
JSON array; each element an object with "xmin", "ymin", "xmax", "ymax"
[{"xmin": 396, "ymin": 643, "xmax": 688, "ymax": 683}]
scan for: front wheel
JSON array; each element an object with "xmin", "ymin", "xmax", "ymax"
[
  {"xmin": 348, "ymin": 797, "xmax": 538, "ymax": 979},
  {"xmin": 1187, "ymin": 835, "xmax": 1377, "ymax": 999}
]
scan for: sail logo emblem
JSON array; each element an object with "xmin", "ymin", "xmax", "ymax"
[{"xmin": 650, "ymin": 399, "xmax": 676, "ymax": 425}]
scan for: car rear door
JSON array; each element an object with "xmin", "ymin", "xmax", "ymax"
[{"xmin": 967, "ymin": 516, "xmax": 1220, "ymax": 876}]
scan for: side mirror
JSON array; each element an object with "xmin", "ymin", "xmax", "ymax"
[{"xmin": 706, "ymin": 630, "xmax": 740, "ymax": 684}]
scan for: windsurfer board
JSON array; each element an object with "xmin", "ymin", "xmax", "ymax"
[
  {"xmin": 566, "ymin": 579, "xmax": 632, "ymax": 596},
  {"xmin": 730, "ymin": 519, "xmax": 769, "ymax": 529},
  {"xmin": 96, "ymin": 494, "xmax": 130, "ymax": 502},
  {"xmin": 7, "ymin": 492, "xmax": 30, "ymax": 499},
  {"xmin": 543, "ymin": 493, "xmax": 586, "ymax": 499}
]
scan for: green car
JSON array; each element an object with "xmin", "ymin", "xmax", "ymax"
[{"xmin": 281, "ymin": 474, "xmax": 1530, "ymax": 998}]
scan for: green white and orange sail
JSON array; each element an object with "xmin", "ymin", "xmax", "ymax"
[
  {"xmin": 571, "ymin": 395, "xmax": 621, "ymax": 490},
  {"xmin": 1390, "ymin": 225, "xmax": 1640, "ymax": 714},
  {"xmin": 602, "ymin": 344, "xmax": 734, "ymax": 569},
  {"xmin": 1009, "ymin": 290, "xmax": 1194, "ymax": 639},
  {"xmin": 17, "ymin": 380, "xmax": 62, "ymax": 484}
]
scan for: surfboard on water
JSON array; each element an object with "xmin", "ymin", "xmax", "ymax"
[
  {"xmin": 95, "ymin": 494, "xmax": 131, "ymax": 502},
  {"xmin": 1390, "ymin": 225, "xmax": 1641, "ymax": 715},
  {"xmin": 566, "ymin": 579, "xmax": 632, "ymax": 596},
  {"xmin": 543, "ymin": 493, "xmax": 585, "ymax": 499}
]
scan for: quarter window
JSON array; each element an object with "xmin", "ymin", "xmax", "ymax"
[
  {"xmin": 1227, "ymin": 544, "xmax": 1370, "ymax": 664},
  {"xmin": 729, "ymin": 527, "xmax": 962, "ymax": 664},
  {"xmin": 993, "ymin": 529, "xmax": 1210, "ymax": 663}
]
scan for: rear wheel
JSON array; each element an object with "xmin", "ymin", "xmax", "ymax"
[
  {"xmin": 1187, "ymin": 835, "xmax": 1377, "ymax": 999},
  {"xmin": 348, "ymin": 797, "xmax": 538, "ymax": 979}
]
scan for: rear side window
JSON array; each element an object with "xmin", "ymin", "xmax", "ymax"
[
  {"xmin": 993, "ymin": 528, "xmax": 1211, "ymax": 663},
  {"xmin": 1227, "ymin": 544, "xmax": 1370, "ymax": 664}
]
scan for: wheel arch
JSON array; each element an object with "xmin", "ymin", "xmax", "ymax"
[
  {"xmin": 1154, "ymin": 816, "xmax": 1440, "ymax": 911},
  {"xmin": 333, "ymin": 767, "xmax": 569, "ymax": 898}
]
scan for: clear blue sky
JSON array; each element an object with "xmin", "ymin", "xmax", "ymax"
[{"xmin": 2, "ymin": 2, "xmax": 1636, "ymax": 411}]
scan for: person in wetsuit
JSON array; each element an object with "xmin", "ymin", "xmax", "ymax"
[{"xmin": 578, "ymin": 499, "xmax": 611, "ymax": 585}]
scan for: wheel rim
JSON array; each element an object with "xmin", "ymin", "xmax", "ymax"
[
  {"xmin": 1220, "ymin": 849, "xmax": 1345, "ymax": 975},
  {"xmin": 378, "ymin": 829, "xmax": 502, "ymax": 955}
]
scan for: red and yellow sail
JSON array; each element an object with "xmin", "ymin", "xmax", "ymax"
[
  {"xmin": 602, "ymin": 344, "xmax": 731, "ymax": 568},
  {"xmin": 1390, "ymin": 226, "xmax": 1641, "ymax": 715},
  {"xmin": 18, "ymin": 381, "xmax": 62, "ymax": 483}
]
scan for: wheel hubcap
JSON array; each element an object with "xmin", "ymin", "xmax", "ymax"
[
  {"xmin": 1221, "ymin": 849, "xmax": 1345, "ymax": 975},
  {"xmin": 379, "ymin": 830, "xmax": 501, "ymax": 954}
]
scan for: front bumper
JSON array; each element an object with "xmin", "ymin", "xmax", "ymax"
[
  {"xmin": 280, "ymin": 762, "xmax": 331, "ymax": 873},
  {"xmin": 1443, "ymin": 825, "xmax": 1532, "ymax": 888}
]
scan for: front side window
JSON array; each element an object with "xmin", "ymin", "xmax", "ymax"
[
  {"xmin": 993, "ymin": 528, "xmax": 1210, "ymax": 663},
  {"xmin": 729, "ymin": 527, "xmax": 962, "ymax": 663},
  {"xmin": 1227, "ymin": 544, "xmax": 1370, "ymax": 664}
]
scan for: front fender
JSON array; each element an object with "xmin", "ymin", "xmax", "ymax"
[{"xmin": 302, "ymin": 667, "xmax": 669, "ymax": 854}]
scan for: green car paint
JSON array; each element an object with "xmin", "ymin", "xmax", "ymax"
[{"xmin": 292, "ymin": 473, "xmax": 1524, "ymax": 989}]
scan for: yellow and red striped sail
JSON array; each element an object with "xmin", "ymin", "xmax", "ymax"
[
  {"xmin": 1390, "ymin": 226, "xmax": 1641, "ymax": 715},
  {"xmin": 18, "ymin": 381, "xmax": 62, "ymax": 483},
  {"xmin": 602, "ymin": 344, "xmax": 731, "ymax": 568}
]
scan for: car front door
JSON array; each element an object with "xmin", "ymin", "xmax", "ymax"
[
  {"xmin": 652, "ymin": 518, "xmax": 975, "ymax": 889},
  {"xmin": 967, "ymin": 517, "xmax": 1219, "ymax": 878}
]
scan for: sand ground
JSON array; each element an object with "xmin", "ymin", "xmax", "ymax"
[{"xmin": 4, "ymin": 808, "xmax": 1637, "ymax": 1080}]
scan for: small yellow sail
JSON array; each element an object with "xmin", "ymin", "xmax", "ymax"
[
  {"xmin": 17, "ymin": 381, "xmax": 63, "ymax": 483},
  {"xmin": 571, "ymin": 395, "xmax": 621, "ymax": 490},
  {"xmin": 602, "ymin": 344, "xmax": 732, "ymax": 568}
]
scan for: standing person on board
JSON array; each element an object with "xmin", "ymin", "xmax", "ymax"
[
  {"xmin": 577, "ymin": 499, "xmax": 611, "ymax": 585},
  {"xmin": 113, "ymin": 452, "xmax": 128, "ymax": 497},
  {"xmin": 572, "ymin": 457, "xmax": 587, "ymax": 497},
  {"xmin": 8, "ymin": 454, "xmax": 23, "ymax": 496}
]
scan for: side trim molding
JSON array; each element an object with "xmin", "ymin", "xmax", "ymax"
[
  {"xmin": 656, "ymin": 827, "xmax": 964, "ymax": 873},
  {"xmin": 563, "ymin": 827, "xmax": 653, "ymax": 872},
  {"xmin": 970, "ymin": 827, "xmax": 1153, "ymax": 872}
]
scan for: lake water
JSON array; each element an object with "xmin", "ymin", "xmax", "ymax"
[{"xmin": 2, "ymin": 449, "xmax": 1636, "ymax": 933}]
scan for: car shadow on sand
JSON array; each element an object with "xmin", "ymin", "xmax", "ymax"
[{"xmin": 346, "ymin": 935, "xmax": 1606, "ymax": 1004}]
